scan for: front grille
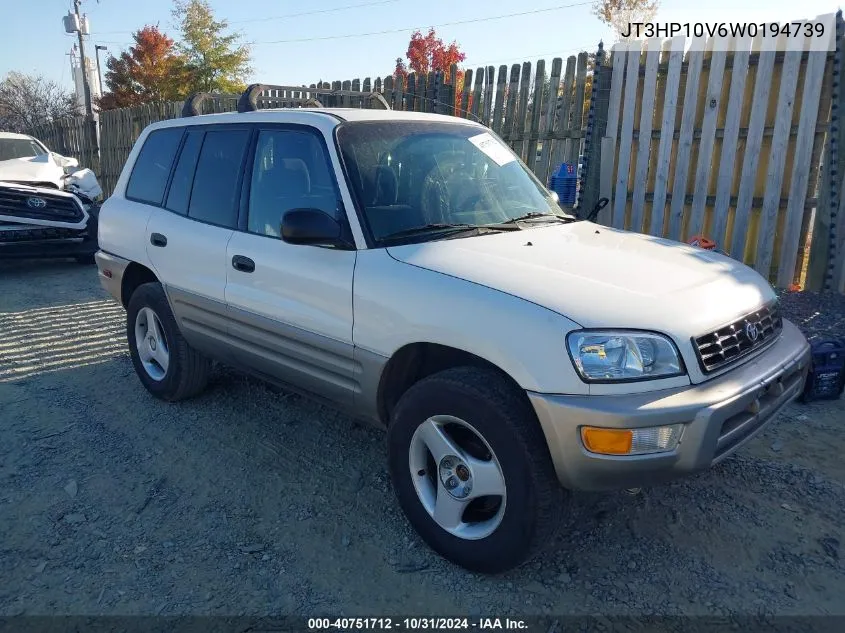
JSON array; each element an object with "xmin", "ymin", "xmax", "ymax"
[
  {"xmin": 0, "ymin": 186, "xmax": 84, "ymax": 223},
  {"xmin": 693, "ymin": 302, "xmax": 783, "ymax": 373},
  {"xmin": 0, "ymin": 225, "xmax": 86, "ymax": 243}
]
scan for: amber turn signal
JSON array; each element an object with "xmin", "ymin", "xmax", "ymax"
[{"xmin": 581, "ymin": 427, "xmax": 633, "ymax": 455}]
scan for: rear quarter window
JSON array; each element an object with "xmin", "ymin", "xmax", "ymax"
[{"xmin": 126, "ymin": 128, "xmax": 183, "ymax": 205}]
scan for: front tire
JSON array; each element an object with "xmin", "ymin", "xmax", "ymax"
[
  {"xmin": 387, "ymin": 366, "xmax": 563, "ymax": 573},
  {"xmin": 126, "ymin": 282, "xmax": 210, "ymax": 401}
]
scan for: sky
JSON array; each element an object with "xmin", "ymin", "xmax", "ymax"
[{"xmin": 2, "ymin": 0, "xmax": 842, "ymax": 93}]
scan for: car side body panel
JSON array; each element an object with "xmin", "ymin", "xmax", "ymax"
[{"xmin": 351, "ymin": 248, "xmax": 588, "ymax": 397}]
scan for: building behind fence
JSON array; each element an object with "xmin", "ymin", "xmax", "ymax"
[{"xmin": 28, "ymin": 16, "xmax": 845, "ymax": 293}]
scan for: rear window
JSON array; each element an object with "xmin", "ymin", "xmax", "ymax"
[{"xmin": 126, "ymin": 128, "xmax": 183, "ymax": 205}]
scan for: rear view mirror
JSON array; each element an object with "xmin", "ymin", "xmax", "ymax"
[{"xmin": 281, "ymin": 208, "xmax": 352, "ymax": 249}]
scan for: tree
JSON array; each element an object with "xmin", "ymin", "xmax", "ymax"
[
  {"xmin": 0, "ymin": 73, "xmax": 76, "ymax": 133},
  {"xmin": 172, "ymin": 0, "xmax": 252, "ymax": 94},
  {"xmin": 394, "ymin": 57, "xmax": 408, "ymax": 80},
  {"xmin": 592, "ymin": 0, "xmax": 660, "ymax": 40},
  {"xmin": 99, "ymin": 25, "xmax": 187, "ymax": 110},
  {"xmin": 404, "ymin": 28, "xmax": 466, "ymax": 77},
  {"xmin": 394, "ymin": 28, "xmax": 467, "ymax": 111}
]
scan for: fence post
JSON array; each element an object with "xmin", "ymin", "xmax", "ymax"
[
  {"xmin": 807, "ymin": 10, "xmax": 844, "ymax": 291},
  {"xmin": 830, "ymin": 12, "xmax": 845, "ymax": 291},
  {"xmin": 577, "ymin": 41, "xmax": 605, "ymax": 216}
]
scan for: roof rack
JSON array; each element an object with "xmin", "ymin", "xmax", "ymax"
[{"xmin": 181, "ymin": 83, "xmax": 391, "ymax": 117}]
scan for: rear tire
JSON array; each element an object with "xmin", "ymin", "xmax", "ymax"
[
  {"xmin": 126, "ymin": 282, "xmax": 210, "ymax": 401},
  {"xmin": 387, "ymin": 366, "xmax": 563, "ymax": 573}
]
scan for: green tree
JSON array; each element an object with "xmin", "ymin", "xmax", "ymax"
[{"xmin": 172, "ymin": 0, "xmax": 252, "ymax": 94}]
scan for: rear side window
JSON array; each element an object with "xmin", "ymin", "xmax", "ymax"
[
  {"xmin": 165, "ymin": 130, "xmax": 204, "ymax": 215},
  {"xmin": 126, "ymin": 128, "xmax": 183, "ymax": 205},
  {"xmin": 188, "ymin": 129, "xmax": 250, "ymax": 228}
]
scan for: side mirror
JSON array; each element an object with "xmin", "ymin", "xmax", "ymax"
[{"xmin": 281, "ymin": 208, "xmax": 352, "ymax": 248}]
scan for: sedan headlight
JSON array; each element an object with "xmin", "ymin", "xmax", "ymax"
[{"xmin": 567, "ymin": 331, "xmax": 684, "ymax": 382}]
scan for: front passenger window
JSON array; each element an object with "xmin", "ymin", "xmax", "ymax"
[{"xmin": 247, "ymin": 130, "xmax": 339, "ymax": 237}]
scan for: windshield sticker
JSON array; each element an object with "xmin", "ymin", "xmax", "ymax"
[{"xmin": 468, "ymin": 132, "xmax": 516, "ymax": 166}]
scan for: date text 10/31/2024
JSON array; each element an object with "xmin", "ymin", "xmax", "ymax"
[{"xmin": 307, "ymin": 618, "xmax": 529, "ymax": 631}]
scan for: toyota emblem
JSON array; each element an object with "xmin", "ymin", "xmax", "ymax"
[
  {"xmin": 745, "ymin": 321, "xmax": 760, "ymax": 342},
  {"xmin": 26, "ymin": 197, "xmax": 47, "ymax": 209}
]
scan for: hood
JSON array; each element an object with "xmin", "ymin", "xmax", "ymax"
[
  {"xmin": 0, "ymin": 154, "xmax": 65, "ymax": 188},
  {"xmin": 386, "ymin": 221, "xmax": 776, "ymax": 339}
]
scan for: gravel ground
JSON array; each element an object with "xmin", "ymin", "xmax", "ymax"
[{"xmin": 0, "ymin": 259, "xmax": 843, "ymax": 619}]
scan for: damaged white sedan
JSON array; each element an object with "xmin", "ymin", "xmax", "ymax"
[{"xmin": 0, "ymin": 131, "xmax": 102, "ymax": 262}]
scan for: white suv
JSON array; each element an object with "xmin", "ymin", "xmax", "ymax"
[{"xmin": 96, "ymin": 108, "xmax": 810, "ymax": 573}]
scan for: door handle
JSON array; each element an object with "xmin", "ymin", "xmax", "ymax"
[
  {"xmin": 231, "ymin": 255, "xmax": 255, "ymax": 273},
  {"xmin": 150, "ymin": 232, "xmax": 167, "ymax": 247}
]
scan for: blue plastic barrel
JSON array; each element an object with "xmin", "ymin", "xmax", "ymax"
[{"xmin": 549, "ymin": 163, "xmax": 577, "ymax": 205}]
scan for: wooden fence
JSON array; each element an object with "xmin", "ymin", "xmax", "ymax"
[
  {"xmin": 28, "ymin": 61, "xmax": 594, "ymax": 204},
  {"xmin": 26, "ymin": 26, "xmax": 845, "ymax": 291},
  {"xmin": 591, "ymin": 26, "xmax": 838, "ymax": 289}
]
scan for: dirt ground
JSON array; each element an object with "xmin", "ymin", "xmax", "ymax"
[{"xmin": 1, "ymin": 259, "xmax": 843, "ymax": 619}]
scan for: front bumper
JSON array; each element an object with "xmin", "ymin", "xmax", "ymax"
[
  {"xmin": 529, "ymin": 319, "xmax": 811, "ymax": 491},
  {"xmin": 0, "ymin": 234, "xmax": 97, "ymax": 259},
  {"xmin": 95, "ymin": 250, "xmax": 130, "ymax": 304}
]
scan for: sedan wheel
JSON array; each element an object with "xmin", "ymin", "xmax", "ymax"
[
  {"xmin": 388, "ymin": 366, "xmax": 563, "ymax": 573},
  {"xmin": 126, "ymin": 282, "xmax": 209, "ymax": 401},
  {"xmin": 134, "ymin": 306, "xmax": 170, "ymax": 381},
  {"xmin": 408, "ymin": 415, "xmax": 507, "ymax": 540}
]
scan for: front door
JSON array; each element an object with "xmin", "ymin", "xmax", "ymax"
[{"xmin": 224, "ymin": 126, "xmax": 357, "ymax": 405}]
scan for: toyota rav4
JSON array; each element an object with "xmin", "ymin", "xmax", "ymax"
[{"xmin": 95, "ymin": 108, "xmax": 811, "ymax": 573}]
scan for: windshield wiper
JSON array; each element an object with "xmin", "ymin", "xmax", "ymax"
[
  {"xmin": 380, "ymin": 222, "xmax": 519, "ymax": 245},
  {"xmin": 379, "ymin": 223, "xmax": 479, "ymax": 244},
  {"xmin": 494, "ymin": 212, "xmax": 577, "ymax": 226}
]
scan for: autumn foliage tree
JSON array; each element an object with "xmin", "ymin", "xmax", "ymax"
[
  {"xmin": 394, "ymin": 28, "xmax": 467, "ymax": 109},
  {"xmin": 404, "ymin": 28, "xmax": 466, "ymax": 78},
  {"xmin": 99, "ymin": 25, "xmax": 187, "ymax": 109}
]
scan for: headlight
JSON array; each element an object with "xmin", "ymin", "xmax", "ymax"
[{"xmin": 567, "ymin": 330, "xmax": 684, "ymax": 382}]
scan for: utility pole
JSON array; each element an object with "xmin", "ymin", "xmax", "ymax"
[
  {"xmin": 63, "ymin": 0, "xmax": 99, "ymax": 161},
  {"xmin": 73, "ymin": 0, "xmax": 94, "ymax": 118}
]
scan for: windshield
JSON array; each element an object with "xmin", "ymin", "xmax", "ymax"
[
  {"xmin": 0, "ymin": 137, "xmax": 48, "ymax": 161},
  {"xmin": 335, "ymin": 121, "xmax": 566, "ymax": 244}
]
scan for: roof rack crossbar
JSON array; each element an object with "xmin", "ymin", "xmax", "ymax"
[{"xmin": 180, "ymin": 84, "xmax": 392, "ymax": 118}]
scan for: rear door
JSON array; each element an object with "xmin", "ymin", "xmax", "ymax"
[
  {"xmin": 224, "ymin": 126, "xmax": 357, "ymax": 405},
  {"xmin": 142, "ymin": 125, "xmax": 252, "ymax": 355}
]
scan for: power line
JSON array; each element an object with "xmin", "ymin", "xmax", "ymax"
[
  {"xmin": 231, "ymin": 0, "xmax": 399, "ymax": 24},
  {"xmin": 92, "ymin": 0, "xmax": 400, "ymax": 35},
  {"xmin": 251, "ymin": 2, "xmax": 595, "ymax": 45}
]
